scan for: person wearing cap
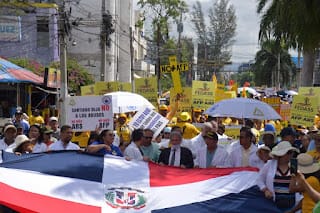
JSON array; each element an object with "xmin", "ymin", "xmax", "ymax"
[
  {"xmin": 307, "ymin": 132, "xmax": 320, "ymax": 162},
  {"xmin": 115, "ymin": 113, "xmax": 132, "ymax": 150},
  {"xmin": 258, "ymin": 141, "xmax": 301, "ymax": 212},
  {"xmin": 42, "ymin": 127, "xmax": 54, "ymax": 149},
  {"xmin": 158, "ymin": 127, "xmax": 172, "ymax": 149},
  {"xmin": 48, "ymin": 125, "xmax": 80, "ymax": 151},
  {"xmin": 229, "ymin": 126, "xmax": 261, "ymax": 168},
  {"xmin": 194, "ymin": 131, "xmax": 231, "ymax": 168},
  {"xmin": 158, "ymin": 130, "xmax": 194, "ymax": 168},
  {"xmin": 0, "ymin": 124, "xmax": 17, "ymax": 150},
  {"xmin": 12, "ymin": 135, "xmax": 34, "ymax": 154},
  {"xmin": 192, "ymin": 108, "xmax": 203, "ymax": 123},
  {"xmin": 259, "ymin": 123, "xmax": 277, "ymax": 149},
  {"xmin": 190, "ymin": 121, "xmax": 217, "ymax": 155},
  {"xmin": 158, "ymin": 94, "xmax": 180, "ymax": 122},
  {"xmin": 280, "ymin": 127, "xmax": 303, "ymax": 154},
  {"xmin": 13, "ymin": 109, "xmax": 30, "ymax": 136},
  {"xmin": 176, "ymin": 112, "xmax": 200, "ymax": 140},
  {"xmin": 48, "ymin": 116, "xmax": 60, "ymax": 141},
  {"xmin": 289, "ymin": 153, "xmax": 320, "ymax": 213}
]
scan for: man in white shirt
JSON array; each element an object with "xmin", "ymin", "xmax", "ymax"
[
  {"xmin": 49, "ymin": 125, "xmax": 80, "ymax": 151},
  {"xmin": 124, "ymin": 129, "xmax": 149, "ymax": 161},
  {"xmin": 0, "ymin": 125, "xmax": 17, "ymax": 151},
  {"xmin": 229, "ymin": 126, "xmax": 261, "ymax": 167},
  {"xmin": 195, "ymin": 131, "xmax": 231, "ymax": 168}
]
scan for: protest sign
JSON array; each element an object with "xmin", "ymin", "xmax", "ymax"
[
  {"xmin": 128, "ymin": 107, "xmax": 169, "ymax": 137},
  {"xmin": 66, "ymin": 96, "xmax": 113, "ymax": 131}
]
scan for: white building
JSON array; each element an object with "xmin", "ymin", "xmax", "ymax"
[{"xmin": 66, "ymin": 0, "xmax": 154, "ymax": 82}]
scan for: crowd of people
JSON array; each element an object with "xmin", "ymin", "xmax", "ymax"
[{"xmin": 1, "ymin": 105, "xmax": 320, "ymax": 213}]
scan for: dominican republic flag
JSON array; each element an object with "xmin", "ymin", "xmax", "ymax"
[{"xmin": 0, "ymin": 151, "xmax": 281, "ymax": 213}]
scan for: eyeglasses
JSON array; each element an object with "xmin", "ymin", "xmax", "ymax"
[{"xmin": 143, "ymin": 136, "xmax": 153, "ymax": 139}]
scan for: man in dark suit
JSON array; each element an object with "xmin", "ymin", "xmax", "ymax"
[{"xmin": 158, "ymin": 131, "xmax": 194, "ymax": 168}]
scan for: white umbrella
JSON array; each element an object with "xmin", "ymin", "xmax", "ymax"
[
  {"xmin": 237, "ymin": 87, "xmax": 261, "ymax": 96},
  {"xmin": 285, "ymin": 90, "xmax": 298, "ymax": 96},
  {"xmin": 104, "ymin": 91, "xmax": 155, "ymax": 113},
  {"xmin": 204, "ymin": 98, "xmax": 281, "ymax": 120}
]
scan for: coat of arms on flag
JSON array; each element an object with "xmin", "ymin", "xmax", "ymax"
[{"xmin": 105, "ymin": 187, "xmax": 146, "ymax": 209}]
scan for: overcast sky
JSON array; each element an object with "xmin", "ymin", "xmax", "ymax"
[{"xmin": 134, "ymin": 0, "xmax": 261, "ymax": 63}]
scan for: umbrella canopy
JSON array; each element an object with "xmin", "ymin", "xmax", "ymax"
[
  {"xmin": 237, "ymin": 87, "xmax": 261, "ymax": 97},
  {"xmin": 104, "ymin": 91, "xmax": 155, "ymax": 113},
  {"xmin": 0, "ymin": 58, "xmax": 43, "ymax": 84},
  {"xmin": 204, "ymin": 98, "xmax": 281, "ymax": 120}
]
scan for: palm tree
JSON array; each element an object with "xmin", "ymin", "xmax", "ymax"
[
  {"xmin": 253, "ymin": 39, "xmax": 296, "ymax": 88},
  {"xmin": 257, "ymin": 0, "xmax": 320, "ymax": 86}
]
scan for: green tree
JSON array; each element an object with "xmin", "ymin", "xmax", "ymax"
[
  {"xmin": 191, "ymin": 0, "xmax": 236, "ymax": 80},
  {"xmin": 137, "ymin": 0, "xmax": 188, "ymax": 92},
  {"xmin": 8, "ymin": 58, "xmax": 44, "ymax": 76},
  {"xmin": 257, "ymin": 0, "xmax": 320, "ymax": 86},
  {"xmin": 252, "ymin": 39, "xmax": 296, "ymax": 88},
  {"xmin": 50, "ymin": 58, "xmax": 94, "ymax": 94}
]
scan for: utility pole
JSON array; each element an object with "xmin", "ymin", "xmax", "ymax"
[
  {"xmin": 100, "ymin": 0, "xmax": 106, "ymax": 81},
  {"xmin": 156, "ymin": 23, "xmax": 161, "ymax": 95},
  {"xmin": 177, "ymin": 12, "xmax": 183, "ymax": 63},
  {"xmin": 130, "ymin": 26, "xmax": 135, "ymax": 92},
  {"xmin": 58, "ymin": 1, "xmax": 68, "ymax": 126}
]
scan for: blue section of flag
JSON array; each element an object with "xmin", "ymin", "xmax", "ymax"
[
  {"xmin": 152, "ymin": 186, "xmax": 281, "ymax": 213},
  {"xmin": 1, "ymin": 151, "xmax": 104, "ymax": 182}
]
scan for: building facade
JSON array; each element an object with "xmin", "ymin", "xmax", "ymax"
[{"xmin": 0, "ymin": 1, "xmax": 59, "ymax": 66}]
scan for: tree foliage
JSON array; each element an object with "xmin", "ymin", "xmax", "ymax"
[
  {"xmin": 8, "ymin": 58, "xmax": 45, "ymax": 76},
  {"xmin": 257, "ymin": 0, "xmax": 320, "ymax": 86},
  {"xmin": 50, "ymin": 58, "xmax": 94, "ymax": 94},
  {"xmin": 190, "ymin": 0, "xmax": 236, "ymax": 80},
  {"xmin": 252, "ymin": 39, "xmax": 296, "ymax": 88}
]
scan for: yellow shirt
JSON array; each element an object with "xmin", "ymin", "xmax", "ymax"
[
  {"xmin": 302, "ymin": 176, "xmax": 320, "ymax": 213},
  {"xmin": 307, "ymin": 150, "xmax": 320, "ymax": 162},
  {"xmin": 116, "ymin": 124, "xmax": 131, "ymax": 144},
  {"xmin": 176, "ymin": 122, "xmax": 200, "ymax": 139},
  {"xmin": 29, "ymin": 115, "xmax": 45, "ymax": 126}
]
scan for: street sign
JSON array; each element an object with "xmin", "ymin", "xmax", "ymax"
[{"xmin": 160, "ymin": 62, "xmax": 189, "ymax": 73}]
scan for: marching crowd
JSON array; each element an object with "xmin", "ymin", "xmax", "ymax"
[{"xmin": 1, "ymin": 106, "xmax": 320, "ymax": 213}]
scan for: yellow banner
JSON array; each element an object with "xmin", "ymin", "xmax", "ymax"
[
  {"xmin": 280, "ymin": 103, "xmax": 291, "ymax": 121},
  {"xmin": 261, "ymin": 97, "xmax": 281, "ymax": 114},
  {"xmin": 80, "ymin": 84, "xmax": 95, "ymax": 96},
  {"xmin": 192, "ymin": 80, "xmax": 215, "ymax": 110},
  {"xmin": 224, "ymin": 125, "xmax": 242, "ymax": 140},
  {"xmin": 299, "ymin": 87, "xmax": 320, "ymax": 108},
  {"xmin": 135, "ymin": 77, "xmax": 158, "ymax": 107},
  {"xmin": 118, "ymin": 82, "xmax": 132, "ymax": 92},
  {"xmin": 290, "ymin": 95, "xmax": 318, "ymax": 127},
  {"xmin": 170, "ymin": 87, "xmax": 192, "ymax": 114},
  {"xmin": 94, "ymin": 81, "xmax": 118, "ymax": 95},
  {"xmin": 215, "ymin": 90, "xmax": 236, "ymax": 102}
]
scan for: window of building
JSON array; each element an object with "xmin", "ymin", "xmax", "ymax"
[{"xmin": 37, "ymin": 16, "xmax": 49, "ymax": 48}]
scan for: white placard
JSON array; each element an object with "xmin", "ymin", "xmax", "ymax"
[
  {"xmin": 128, "ymin": 107, "xmax": 169, "ymax": 137},
  {"xmin": 66, "ymin": 96, "xmax": 113, "ymax": 131}
]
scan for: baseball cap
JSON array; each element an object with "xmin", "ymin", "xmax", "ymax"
[
  {"xmin": 4, "ymin": 124, "xmax": 17, "ymax": 133},
  {"xmin": 49, "ymin": 116, "xmax": 58, "ymax": 122},
  {"xmin": 159, "ymin": 104, "xmax": 168, "ymax": 111},
  {"xmin": 280, "ymin": 127, "xmax": 297, "ymax": 138}
]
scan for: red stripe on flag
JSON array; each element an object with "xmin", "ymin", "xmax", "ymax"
[
  {"xmin": 0, "ymin": 182, "xmax": 100, "ymax": 213},
  {"xmin": 149, "ymin": 163, "xmax": 258, "ymax": 187}
]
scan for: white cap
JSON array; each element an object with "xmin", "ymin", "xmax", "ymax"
[{"xmin": 49, "ymin": 116, "xmax": 58, "ymax": 122}]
